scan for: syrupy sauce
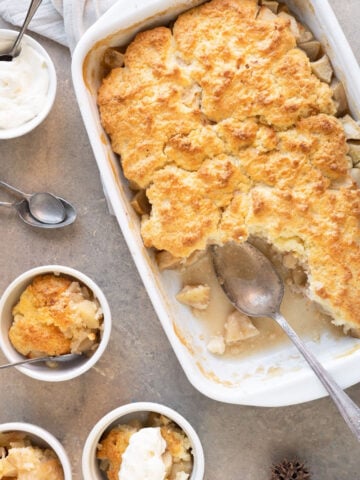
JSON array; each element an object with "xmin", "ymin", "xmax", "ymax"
[{"xmin": 179, "ymin": 252, "xmax": 345, "ymax": 359}]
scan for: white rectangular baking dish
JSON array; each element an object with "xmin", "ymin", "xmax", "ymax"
[{"xmin": 72, "ymin": 0, "xmax": 360, "ymax": 406}]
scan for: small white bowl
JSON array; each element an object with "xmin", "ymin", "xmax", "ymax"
[
  {"xmin": 0, "ymin": 265, "xmax": 111, "ymax": 381},
  {"xmin": 82, "ymin": 402, "xmax": 205, "ymax": 480},
  {"xmin": 0, "ymin": 29, "xmax": 57, "ymax": 139},
  {"xmin": 0, "ymin": 422, "xmax": 72, "ymax": 479}
]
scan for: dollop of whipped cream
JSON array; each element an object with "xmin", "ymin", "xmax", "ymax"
[
  {"xmin": 119, "ymin": 427, "xmax": 167, "ymax": 480},
  {"xmin": 0, "ymin": 40, "xmax": 49, "ymax": 129}
]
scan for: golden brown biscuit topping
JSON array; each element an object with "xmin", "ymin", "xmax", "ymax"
[
  {"xmin": 98, "ymin": 0, "xmax": 360, "ymax": 330},
  {"xmin": 97, "ymin": 414, "xmax": 192, "ymax": 480},
  {"xmin": 9, "ymin": 274, "xmax": 103, "ymax": 358}
]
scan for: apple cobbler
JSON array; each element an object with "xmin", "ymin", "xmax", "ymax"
[
  {"xmin": 0, "ymin": 432, "xmax": 64, "ymax": 480},
  {"xmin": 98, "ymin": 0, "xmax": 360, "ymax": 346},
  {"xmin": 97, "ymin": 413, "xmax": 193, "ymax": 480},
  {"xmin": 9, "ymin": 273, "xmax": 103, "ymax": 359}
]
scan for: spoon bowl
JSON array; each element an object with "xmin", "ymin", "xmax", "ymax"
[
  {"xmin": 212, "ymin": 241, "xmax": 360, "ymax": 442},
  {"xmin": 0, "ymin": 180, "xmax": 66, "ymax": 224},
  {"xmin": 28, "ymin": 192, "xmax": 66, "ymax": 224},
  {"xmin": 0, "ymin": 197, "xmax": 76, "ymax": 229},
  {"xmin": 212, "ymin": 242, "xmax": 283, "ymax": 317}
]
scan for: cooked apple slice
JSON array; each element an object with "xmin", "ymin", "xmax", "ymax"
[
  {"xmin": 224, "ymin": 310, "xmax": 259, "ymax": 344},
  {"xmin": 311, "ymin": 55, "xmax": 333, "ymax": 83},
  {"xmin": 278, "ymin": 11, "xmax": 300, "ymax": 38},
  {"xmin": 261, "ymin": 0, "xmax": 279, "ymax": 14},
  {"xmin": 103, "ymin": 48, "xmax": 124, "ymax": 69},
  {"xmin": 156, "ymin": 250, "xmax": 183, "ymax": 270},
  {"xmin": 130, "ymin": 189, "xmax": 151, "ymax": 215},
  {"xmin": 207, "ymin": 335, "xmax": 225, "ymax": 355},
  {"xmin": 350, "ymin": 168, "xmax": 360, "ymax": 187},
  {"xmin": 298, "ymin": 40, "xmax": 321, "ymax": 61},
  {"xmin": 331, "ymin": 78, "xmax": 349, "ymax": 116},
  {"xmin": 297, "ymin": 28, "xmax": 313, "ymax": 44},
  {"xmin": 339, "ymin": 115, "xmax": 360, "ymax": 140},
  {"xmin": 176, "ymin": 284, "xmax": 211, "ymax": 310},
  {"xmin": 257, "ymin": 5, "xmax": 277, "ymax": 21},
  {"xmin": 347, "ymin": 141, "xmax": 360, "ymax": 166}
]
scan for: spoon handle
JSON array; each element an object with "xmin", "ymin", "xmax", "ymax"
[
  {"xmin": 0, "ymin": 201, "xmax": 13, "ymax": 207},
  {"xmin": 0, "ymin": 355, "xmax": 54, "ymax": 369},
  {"xmin": 8, "ymin": 0, "xmax": 43, "ymax": 58},
  {"xmin": 0, "ymin": 180, "xmax": 28, "ymax": 199},
  {"xmin": 0, "ymin": 353, "xmax": 81, "ymax": 369},
  {"xmin": 273, "ymin": 311, "xmax": 360, "ymax": 441}
]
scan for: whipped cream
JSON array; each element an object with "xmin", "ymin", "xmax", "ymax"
[
  {"xmin": 0, "ymin": 40, "xmax": 50, "ymax": 129},
  {"xmin": 119, "ymin": 427, "xmax": 167, "ymax": 480}
]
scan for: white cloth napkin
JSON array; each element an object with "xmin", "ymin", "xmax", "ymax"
[{"xmin": 0, "ymin": 0, "xmax": 117, "ymax": 51}]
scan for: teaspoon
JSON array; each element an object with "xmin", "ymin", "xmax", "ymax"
[
  {"xmin": 0, "ymin": 197, "xmax": 76, "ymax": 229},
  {"xmin": 0, "ymin": 180, "xmax": 67, "ymax": 225},
  {"xmin": 211, "ymin": 241, "xmax": 360, "ymax": 441},
  {"xmin": 0, "ymin": 0, "xmax": 43, "ymax": 61},
  {"xmin": 0, "ymin": 353, "xmax": 82, "ymax": 369}
]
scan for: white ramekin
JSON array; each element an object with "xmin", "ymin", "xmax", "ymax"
[
  {"xmin": 82, "ymin": 401, "xmax": 205, "ymax": 479},
  {"xmin": 0, "ymin": 265, "xmax": 111, "ymax": 381},
  {"xmin": 0, "ymin": 421, "xmax": 72, "ymax": 479},
  {"xmin": 0, "ymin": 29, "xmax": 57, "ymax": 139}
]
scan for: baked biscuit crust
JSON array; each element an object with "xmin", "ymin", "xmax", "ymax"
[
  {"xmin": 9, "ymin": 274, "xmax": 103, "ymax": 357},
  {"xmin": 98, "ymin": 0, "xmax": 360, "ymax": 330},
  {"xmin": 97, "ymin": 415, "xmax": 192, "ymax": 480}
]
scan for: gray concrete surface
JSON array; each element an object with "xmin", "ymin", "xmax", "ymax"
[{"xmin": 1, "ymin": 1, "xmax": 360, "ymax": 478}]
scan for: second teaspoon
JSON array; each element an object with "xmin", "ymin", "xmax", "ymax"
[{"xmin": 0, "ymin": 180, "xmax": 66, "ymax": 224}]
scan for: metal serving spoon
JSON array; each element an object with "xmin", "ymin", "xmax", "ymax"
[
  {"xmin": 211, "ymin": 241, "xmax": 360, "ymax": 441},
  {"xmin": 0, "ymin": 353, "xmax": 82, "ymax": 370},
  {"xmin": 0, "ymin": 197, "xmax": 76, "ymax": 229},
  {"xmin": 0, "ymin": 0, "xmax": 43, "ymax": 61},
  {"xmin": 0, "ymin": 180, "xmax": 65, "ymax": 224}
]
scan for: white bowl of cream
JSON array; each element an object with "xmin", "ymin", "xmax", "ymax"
[{"xmin": 0, "ymin": 29, "xmax": 57, "ymax": 139}]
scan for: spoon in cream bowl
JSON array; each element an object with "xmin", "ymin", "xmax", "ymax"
[
  {"xmin": 0, "ymin": 0, "xmax": 43, "ymax": 61},
  {"xmin": 211, "ymin": 241, "xmax": 360, "ymax": 441}
]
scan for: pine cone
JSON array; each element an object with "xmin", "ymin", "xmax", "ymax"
[{"xmin": 271, "ymin": 459, "xmax": 311, "ymax": 480}]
